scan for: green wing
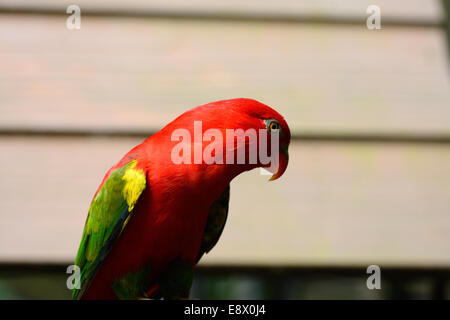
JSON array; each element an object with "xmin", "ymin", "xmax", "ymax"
[
  {"xmin": 72, "ymin": 160, "xmax": 146, "ymax": 299},
  {"xmin": 197, "ymin": 185, "xmax": 230, "ymax": 262}
]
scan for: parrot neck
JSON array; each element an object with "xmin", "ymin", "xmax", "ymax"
[{"xmin": 204, "ymin": 162, "xmax": 258, "ymax": 189}]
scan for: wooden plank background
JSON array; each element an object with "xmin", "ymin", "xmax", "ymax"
[
  {"xmin": 1, "ymin": 15, "xmax": 449, "ymax": 136},
  {"xmin": 0, "ymin": 2, "xmax": 449, "ymax": 267},
  {"xmin": 0, "ymin": 0, "xmax": 444, "ymax": 23},
  {"xmin": 1, "ymin": 137, "xmax": 450, "ymax": 266}
]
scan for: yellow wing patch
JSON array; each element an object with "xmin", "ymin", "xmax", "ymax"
[{"xmin": 122, "ymin": 160, "xmax": 146, "ymax": 212}]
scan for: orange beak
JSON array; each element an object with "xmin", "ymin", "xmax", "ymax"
[{"xmin": 269, "ymin": 144, "xmax": 289, "ymax": 181}]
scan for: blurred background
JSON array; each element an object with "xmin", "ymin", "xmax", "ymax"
[{"xmin": 0, "ymin": 0, "xmax": 450, "ymax": 299}]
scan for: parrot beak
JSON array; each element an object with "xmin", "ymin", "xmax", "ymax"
[{"xmin": 269, "ymin": 144, "xmax": 289, "ymax": 181}]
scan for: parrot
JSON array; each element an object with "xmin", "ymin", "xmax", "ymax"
[{"xmin": 72, "ymin": 98, "xmax": 290, "ymax": 299}]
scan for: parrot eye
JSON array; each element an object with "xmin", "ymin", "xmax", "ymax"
[{"xmin": 265, "ymin": 119, "xmax": 281, "ymax": 134}]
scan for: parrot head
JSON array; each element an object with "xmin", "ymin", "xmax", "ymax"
[
  {"xmin": 162, "ymin": 98, "xmax": 290, "ymax": 182},
  {"xmin": 223, "ymin": 98, "xmax": 291, "ymax": 181}
]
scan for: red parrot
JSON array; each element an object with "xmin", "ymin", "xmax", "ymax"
[{"xmin": 72, "ymin": 98, "xmax": 290, "ymax": 299}]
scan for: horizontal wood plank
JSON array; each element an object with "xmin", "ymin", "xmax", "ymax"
[
  {"xmin": 0, "ymin": 15, "xmax": 449, "ymax": 136},
  {"xmin": 0, "ymin": 0, "xmax": 444, "ymax": 23},
  {"xmin": 0, "ymin": 137, "xmax": 449, "ymax": 266}
]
